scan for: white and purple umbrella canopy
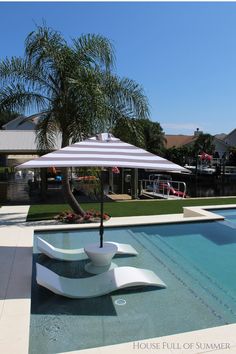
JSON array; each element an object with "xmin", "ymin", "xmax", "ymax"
[{"xmin": 17, "ymin": 132, "xmax": 189, "ymax": 172}]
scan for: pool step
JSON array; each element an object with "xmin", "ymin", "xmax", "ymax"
[{"xmin": 129, "ymin": 230, "xmax": 236, "ymax": 322}]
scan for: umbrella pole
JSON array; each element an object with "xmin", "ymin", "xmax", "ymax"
[{"xmin": 99, "ymin": 171, "xmax": 104, "ymax": 248}]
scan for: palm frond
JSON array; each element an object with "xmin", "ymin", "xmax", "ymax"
[
  {"xmin": 0, "ymin": 83, "xmax": 49, "ymax": 113},
  {"xmin": 0, "ymin": 56, "xmax": 57, "ymax": 97},
  {"xmin": 73, "ymin": 34, "xmax": 115, "ymax": 71},
  {"xmin": 25, "ymin": 25, "xmax": 67, "ymax": 68},
  {"xmin": 35, "ymin": 111, "xmax": 60, "ymax": 152},
  {"xmin": 103, "ymin": 74, "xmax": 150, "ymax": 120}
]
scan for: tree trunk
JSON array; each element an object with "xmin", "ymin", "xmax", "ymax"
[
  {"xmin": 40, "ymin": 168, "xmax": 47, "ymax": 202},
  {"xmin": 61, "ymin": 167, "xmax": 85, "ymax": 216},
  {"xmin": 60, "ymin": 132, "xmax": 85, "ymax": 216}
]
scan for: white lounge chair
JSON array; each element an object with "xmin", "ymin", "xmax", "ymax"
[
  {"xmin": 37, "ymin": 237, "xmax": 138, "ymax": 261},
  {"xmin": 36, "ymin": 263, "xmax": 166, "ymax": 298}
]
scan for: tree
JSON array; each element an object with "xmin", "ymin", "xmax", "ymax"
[
  {"xmin": 228, "ymin": 147, "xmax": 236, "ymax": 165},
  {"xmin": 164, "ymin": 134, "xmax": 215, "ymax": 166},
  {"xmin": 0, "ymin": 25, "xmax": 149, "ymax": 214},
  {"xmin": 113, "ymin": 118, "xmax": 165, "ymax": 155},
  {"xmin": 192, "ymin": 133, "xmax": 215, "ymax": 155},
  {"xmin": 164, "ymin": 146, "xmax": 191, "ymax": 165},
  {"xmin": 112, "ymin": 117, "xmax": 146, "ymax": 147},
  {"xmin": 141, "ymin": 119, "xmax": 166, "ymax": 155}
]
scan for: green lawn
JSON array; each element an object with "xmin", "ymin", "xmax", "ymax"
[
  {"xmin": 0, "ymin": 167, "xmax": 12, "ymax": 173},
  {"xmin": 27, "ymin": 197, "xmax": 236, "ymax": 221}
]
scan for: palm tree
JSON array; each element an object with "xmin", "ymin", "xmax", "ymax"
[
  {"xmin": 192, "ymin": 133, "xmax": 215, "ymax": 155},
  {"xmin": 140, "ymin": 119, "xmax": 166, "ymax": 155},
  {"xmin": 0, "ymin": 25, "xmax": 149, "ymax": 215}
]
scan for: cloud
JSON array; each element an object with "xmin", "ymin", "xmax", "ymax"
[{"xmin": 162, "ymin": 123, "xmax": 203, "ymax": 134}]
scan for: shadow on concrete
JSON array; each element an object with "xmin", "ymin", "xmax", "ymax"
[
  {"xmin": 0, "ymin": 213, "xmax": 28, "ymax": 226},
  {"xmin": 0, "ymin": 246, "xmax": 32, "ymax": 300}
]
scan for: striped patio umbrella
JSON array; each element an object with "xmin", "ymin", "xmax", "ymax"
[
  {"xmin": 17, "ymin": 132, "xmax": 188, "ymax": 171},
  {"xmin": 17, "ymin": 133, "xmax": 189, "ymax": 246}
]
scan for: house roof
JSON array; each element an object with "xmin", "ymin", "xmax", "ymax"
[
  {"xmin": 164, "ymin": 135, "xmax": 197, "ymax": 149},
  {"xmin": 0, "ymin": 130, "xmax": 61, "ymax": 154},
  {"xmin": 2, "ymin": 113, "xmax": 46, "ymax": 130},
  {"xmin": 213, "ymin": 136, "xmax": 229, "ymax": 147},
  {"xmin": 214, "ymin": 133, "xmax": 227, "ymax": 141},
  {"xmin": 2, "ymin": 115, "xmax": 26, "ymax": 129},
  {"xmin": 224, "ymin": 128, "xmax": 236, "ymax": 141}
]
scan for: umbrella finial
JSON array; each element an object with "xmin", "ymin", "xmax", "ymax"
[{"xmin": 96, "ymin": 133, "xmax": 112, "ymax": 142}]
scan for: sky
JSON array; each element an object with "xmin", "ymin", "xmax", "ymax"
[{"xmin": 1, "ymin": 1, "xmax": 236, "ymax": 136}]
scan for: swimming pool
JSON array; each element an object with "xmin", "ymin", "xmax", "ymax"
[{"xmin": 29, "ymin": 217, "xmax": 236, "ymax": 353}]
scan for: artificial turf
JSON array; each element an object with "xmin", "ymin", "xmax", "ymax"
[{"xmin": 27, "ymin": 197, "xmax": 236, "ymax": 221}]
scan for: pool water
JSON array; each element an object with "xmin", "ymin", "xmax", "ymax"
[
  {"xmin": 211, "ymin": 208, "xmax": 236, "ymax": 223},
  {"xmin": 29, "ymin": 217, "xmax": 236, "ymax": 354}
]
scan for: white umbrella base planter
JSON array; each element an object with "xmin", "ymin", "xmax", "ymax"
[
  {"xmin": 84, "ymin": 243, "xmax": 118, "ymax": 274},
  {"xmin": 85, "ymin": 261, "xmax": 117, "ymax": 275}
]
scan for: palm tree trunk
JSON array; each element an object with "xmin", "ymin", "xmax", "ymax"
[
  {"xmin": 59, "ymin": 132, "xmax": 85, "ymax": 216},
  {"xmin": 61, "ymin": 167, "xmax": 85, "ymax": 216}
]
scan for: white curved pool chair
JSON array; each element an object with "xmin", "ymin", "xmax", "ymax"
[
  {"xmin": 37, "ymin": 237, "xmax": 138, "ymax": 261},
  {"xmin": 36, "ymin": 263, "xmax": 166, "ymax": 298}
]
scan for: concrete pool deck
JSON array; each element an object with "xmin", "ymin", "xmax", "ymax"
[{"xmin": 0, "ymin": 204, "xmax": 236, "ymax": 354}]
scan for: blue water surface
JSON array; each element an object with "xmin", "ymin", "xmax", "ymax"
[{"xmin": 211, "ymin": 207, "xmax": 236, "ymax": 223}]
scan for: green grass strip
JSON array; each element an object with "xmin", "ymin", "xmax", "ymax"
[{"xmin": 27, "ymin": 197, "xmax": 236, "ymax": 221}]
